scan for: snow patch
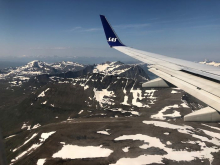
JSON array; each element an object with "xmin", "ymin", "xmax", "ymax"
[
  {"xmin": 93, "ymin": 62, "xmax": 131, "ymax": 76},
  {"xmin": 122, "ymin": 147, "xmax": 129, "ymax": 152},
  {"xmin": 202, "ymin": 124, "xmax": 220, "ymax": 131},
  {"xmin": 151, "ymin": 104, "xmax": 180, "ymax": 120},
  {"xmin": 38, "ymin": 88, "xmax": 50, "ymax": 98},
  {"xmin": 110, "ymin": 155, "xmax": 163, "ymax": 165},
  {"xmin": 21, "ymin": 123, "xmax": 31, "ymax": 130},
  {"xmin": 37, "ymin": 159, "xmax": 46, "ymax": 165},
  {"xmin": 114, "ymin": 132, "xmax": 220, "ymax": 164},
  {"xmin": 78, "ymin": 110, "xmax": 84, "ymax": 114},
  {"xmin": 13, "ymin": 133, "xmax": 38, "ymax": 152},
  {"xmin": 93, "ymin": 88, "xmax": 115, "ymax": 107},
  {"xmin": 84, "ymin": 85, "xmax": 89, "ymax": 90},
  {"xmin": 144, "ymin": 90, "xmax": 157, "ymax": 99},
  {"xmin": 40, "ymin": 131, "xmax": 56, "ymax": 142},
  {"xmin": 121, "ymin": 95, "xmax": 130, "ymax": 106},
  {"xmin": 32, "ymin": 124, "xmax": 41, "ymax": 129},
  {"xmin": 181, "ymin": 102, "xmax": 189, "ymax": 108},
  {"xmin": 41, "ymin": 101, "xmax": 47, "ymax": 105},
  {"xmin": 166, "ymin": 141, "xmax": 172, "ymax": 145},
  {"xmin": 11, "ymin": 144, "xmax": 41, "ymax": 163},
  {"xmin": 11, "ymin": 131, "xmax": 56, "ymax": 164},
  {"xmin": 5, "ymin": 134, "xmax": 16, "ymax": 140},
  {"xmin": 171, "ymin": 90, "xmax": 180, "ymax": 94},
  {"xmin": 130, "ymin": 88, "xmax": 146, "ymax": 107},
  {"xmin": 97, "ymin": 129, "xmax": 110, "ymax": 135},
  {"xmin": 52, "ymin": 145, "xmax": 113, "ymax": 159}
]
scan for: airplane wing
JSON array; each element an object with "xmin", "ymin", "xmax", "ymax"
[{"xmin": 100, "ymin": 15, "xmax": 220, "ymax": 122}]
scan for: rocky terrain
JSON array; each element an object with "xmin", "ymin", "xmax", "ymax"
[{"xmin": 0, "ymin": 60, "xmax": 220, "ymax": 165}]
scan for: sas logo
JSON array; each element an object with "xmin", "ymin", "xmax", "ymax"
[{"xmin": 108, "ymin": 37, "xmax": 117, "ymax": 42}]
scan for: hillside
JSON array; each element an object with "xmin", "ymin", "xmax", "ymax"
[{"xmin": 1, "ymin": 61, "xmax": 220, "ymax": 165}]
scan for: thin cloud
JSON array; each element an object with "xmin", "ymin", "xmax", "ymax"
[
  {"xmin": 29, "ymin": 47, "xmax": 69, "ymax": 50},
  {"xmin": 114, "ymin": 23, "xmax": 150, "ymax": 29},
  {"xmin": 189, "ymin": 24, "xmax": 220, "ymax": 29},
  {"xmin": 68, "ymin": 23, "xmax": 150, "ymax": 32},
  {"xmin": 50, "ymin": 47, "xmax": 69, "ymax": 50},
  {"xmin": 127, "ymin": 29, "xmax": 164, "ymax": 36},
  {"xmin": 83, "ymin": 28, "xmax": 102, "ymax": 32},
  {"xmin": 151, "ymin": 16, "xmax": 219, "ymax": 26},
  {"xmin": 68, "ymin": 27, "xmax": 101, "ymax": 32},
  {"xmin": 69, "ymin": 27, "xmax": 82, "ymax": 31},
  {"xmin": 163, "ymin": 24, "xmax": 220, "ymax": 31}
]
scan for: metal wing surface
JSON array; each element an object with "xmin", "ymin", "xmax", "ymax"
[{"xmin": 100, "ymin": 15, "xmax": 220, "ymax": 122}]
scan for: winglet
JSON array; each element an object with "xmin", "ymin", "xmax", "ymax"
[{"xmin": 100, "ymin": 15, "xmax": 125, "ymax": 47}]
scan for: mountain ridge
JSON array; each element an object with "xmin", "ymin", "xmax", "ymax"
[{"xmin": 1, "ymin": 60, "xmax": 219, "ymax": 165}]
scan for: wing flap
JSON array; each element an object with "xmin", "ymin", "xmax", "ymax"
[
  {"xmin": 149, "ymin": 67, "xmax": 220, "ymax": 112},
  {"xmin": 153, "ymin": 65, "xmax": 220, "ymax": 97}
]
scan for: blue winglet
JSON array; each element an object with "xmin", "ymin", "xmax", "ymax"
[{"xmin": 100, "ymin": 15, "xmax": 125, "ymax": 47}]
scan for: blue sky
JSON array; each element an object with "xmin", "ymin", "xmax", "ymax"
[{"xmin": 0, "ymin": 0, "xmax": 220, "ymax": 63}]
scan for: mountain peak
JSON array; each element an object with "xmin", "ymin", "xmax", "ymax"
[
  {"xmin": 199, "ymin": 59, "xmax": 220, "ymax": 67},
  {"xmin": 26, "ymin": 60, "xmax": 47, "ymax": 68}
]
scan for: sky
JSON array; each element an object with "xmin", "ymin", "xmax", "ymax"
[{"xmin": 0, "ymin": 0, "xmax": 220, "ymax": 63}]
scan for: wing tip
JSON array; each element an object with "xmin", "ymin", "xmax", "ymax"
[{"xmin": 99, "ymin": 15, "xmax": 125, "ymax": 47}]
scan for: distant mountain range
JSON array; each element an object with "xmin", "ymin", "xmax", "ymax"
[
  {"xmin": 0, "ymin": 60, "xmax": 149, "ymax": 87},
  {"xmin": 199, "ymin": 59, "xmax": 220, "ymax": 67},
  {"xmin": 0, "ymin": 60, "xmax": 85, "ymax": 79}
]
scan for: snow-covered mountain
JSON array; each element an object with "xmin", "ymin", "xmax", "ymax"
[
  {"xmin": 50, "ymin": 61, "xmax": 84, "ymax": 72},
  {"xmin": 199, "ymin": 59, "xmax": 220, "ymax": 67},
  {"xmin": 0, "ymin": 60, "xmax": 85, "ymax": 81},
  {"xmin": 93, "ymin": 61, "xmax": 149, "ymax": 81},
  {"xmin": 93, "ymin": 61, "xmax": 127, "ymax": 75},
  {"xmin": 0, "ymin": 60, "xmax": 149, "ymax": 87}
]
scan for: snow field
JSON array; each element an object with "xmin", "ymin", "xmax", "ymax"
[{"xmin": 52, "ymin": 145, "xmax": 113, "ymax": 159}]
